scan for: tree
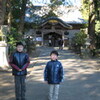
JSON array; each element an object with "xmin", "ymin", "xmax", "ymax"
[
  {"xmin": 88, "ymin": 0, "xmax": 96, "ymax": 45},
  {"xmin": 18, "ymin": 0, "xmax": 28, "ymax": 34},
  {"xmin": 0, "ymin": 0, "xmax": 6, "ymax": 25},
  {"xmin": 5, "ymin": 0, "xmax": 28, "ymax": 34},
  {"xmin": 6, "ymin": 0, "xmax": 12, "ymax": 32},
  {"xmin": 81, "ymin": 0, "xmax": 100, "ymax": 47}
]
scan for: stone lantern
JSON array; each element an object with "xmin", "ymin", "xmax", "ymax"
[
  {"xmin": 0, "ymin": 25, "xmax": 9, "ymax": 69},
  {"xmin": 82, "ymin": 37, "xmax": 91, "ymax": 58}
]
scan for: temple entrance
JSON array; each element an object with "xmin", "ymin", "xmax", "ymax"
[{"xmin": 43, "ymin": 32, "xmax": 62, "ymax": 47}]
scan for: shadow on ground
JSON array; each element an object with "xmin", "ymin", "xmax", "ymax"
[{"xmin": 0, "ymin": 47, "xmax": 100, "ymax": 100}]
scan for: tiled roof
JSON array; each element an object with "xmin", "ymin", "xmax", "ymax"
[{"xmin": 25, "ymin": 6, "xmax": 87, "ymax": 24}]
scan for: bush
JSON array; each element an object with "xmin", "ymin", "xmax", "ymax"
[
  {"xmin": 25, "ymin": 37, "xmax": 36, "ymax": 54},
  {"xmin": 74, "ymin": 30, "xmax": 87, "ymax": 46},
  {"xmin": 7, "ymin": 27, "xmax": 36, "ymax": 55},
  {"xmin": 71, "ymin": 30, "xmax": 87, "ymax": 55},
  {"xmin": 7, "ymin": 27, "xmax": 25, "ymax": 54}
]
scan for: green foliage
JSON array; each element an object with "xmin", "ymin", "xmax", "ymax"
[
  {"xmin": 95, "ymin": 21, "xmax": 100, "ymax": 49},
  {"xmin": 11, "ymin": 0, "xmax": 22, "ymax": 20},
  {"xmin": 81, "ymin": 0, "xmax": 100, "ymax": 20},
  {"xmin": 7, "ymin": 27, "xmax": 24, "ymax": 53},
  {"xmin": 95, "ymin": 21, "xmax": 100, "ymax": 34},
  {"xmin": 25, "ymin": 37, "xmax": 36, "ymax": 54},
  {"xmin": 7, "ymin": 27, "xmax": 35, "ymax": 54},
  {"xmin": 94, "ymin": 0, "xmax": 100, "ymax": 20},
  {"xmin": 50, "ymin": 0, "xmax": 63, "ymax": 5},
  {"xmin": 74, "ymin": 30, "xmax": 87, "ymax": 46},
  {"xmin": 42, "ymin": 0, "xmax": 63, "ymax": 19},
  {"xmin": 42, "ymin": 10, "xmax": 57, "ymax": 19},
  {"xmin": 0, "ymin": 30, "xmax": 3, "ymax": 36},
  {"xmin": 80, "ymin": 0, "xmax": 90, "ymax": 20}
]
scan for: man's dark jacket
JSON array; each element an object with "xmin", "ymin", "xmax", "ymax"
[
  {"xmin": 9, "ymin": 51, "xmax": 30, "ymax": 76},
  {"xmin": 44, "ymin": 60, "xmax": 63, "ymax": 84}
]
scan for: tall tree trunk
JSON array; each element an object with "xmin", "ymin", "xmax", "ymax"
[
  {"xmin": 18, "ymin": 0, "xmax": 27, "ymax": 34},
  {"xmin": 7, "ymin": 0, "xmax": 12, "ymax": 32},
  {"xmin": 0, "ymin": 0, "xmax": 6, "ymax": 25},
  {"xmin": 88, "ymin": 0, "xmax": 96, "ymax": 45}
]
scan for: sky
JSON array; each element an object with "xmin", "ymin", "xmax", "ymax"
[{"xmin": 30, "ymin": 0, "xmax": 81, "ymax": 6}]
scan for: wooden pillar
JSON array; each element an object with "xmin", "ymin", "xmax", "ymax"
[
  {"xmin": 62, "ymin": 31, "xmax": 65, "ymax": 47},
  {"xmin": 34, "ymin": 30, "xmax": 37, "ymax": 41},
  {"xmin": 42, "ymin": 32, "xmax": 44, "ymax": 46}
]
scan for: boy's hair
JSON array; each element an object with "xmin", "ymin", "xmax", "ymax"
[
  {"xmin": 50, "ymin": 50, "xmax": 59, "ymax": 56},
  {"xmin": 16, "ymin": 42, "xmax": 24, "ymax": 47}
]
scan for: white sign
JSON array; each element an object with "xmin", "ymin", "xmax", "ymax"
[{"xmin": 36, "ymin": 37, "xmax": 43, "ymax": 41}]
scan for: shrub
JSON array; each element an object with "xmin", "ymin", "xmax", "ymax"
[
  {"xmin": 74, "ymin": 30, "xmax": 87, "ymax": 46},
  {"xmin": 7, "ymin": 27, "xmax": 24, "ymax": 54}
]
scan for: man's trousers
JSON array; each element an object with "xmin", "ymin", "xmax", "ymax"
[{"xmin": 14, "ymin": 76, "xmax": 26, "ymax": 100}]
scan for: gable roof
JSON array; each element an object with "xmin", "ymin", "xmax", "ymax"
[{"xmin": 40, "ymin": 17, "xmax": 72, "ymax": 29}]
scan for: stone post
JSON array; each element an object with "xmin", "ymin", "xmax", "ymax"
[{"xmin": 0, "ymin": 25, "xmax": 9, "ymax": 69}]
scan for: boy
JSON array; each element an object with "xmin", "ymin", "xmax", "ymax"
[
  {"xmin": 44, "ymin": 50, "xmax": 64, "ymax": 100},
  {"xmin": 9, "ymin": 42, "xmax": 30, "ymax": 100}
]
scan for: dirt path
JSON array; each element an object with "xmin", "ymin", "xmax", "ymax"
[
  {"xmin": 26, "ymin": 47, "xmax": 100, "ymax": 100},
  {"xmin": 0, "ymin": 47, "xmax": 100, "ymax": 100}
]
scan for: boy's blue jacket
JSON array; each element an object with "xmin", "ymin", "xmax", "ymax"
[
  {"xmin": 44, "ymin": 60, "xmax": 64, "ymax": 84},
  {"xmin": 9, "ymin": 51, "xmax": 30, "ymax": 76}
]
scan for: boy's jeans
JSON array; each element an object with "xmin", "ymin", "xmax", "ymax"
[
  {"xmin": 49, "ymin": 84, "xmax": 60, "ymax": 100},
  {"xmin": 14, "ymin": 76, "xmax": 26, "ymax": 100}
]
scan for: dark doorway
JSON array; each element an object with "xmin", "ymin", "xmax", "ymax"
[{"xmin": 44, "ymin": 32, "xmax": 62, "ymax": 47}]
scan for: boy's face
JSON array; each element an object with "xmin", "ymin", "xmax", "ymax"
[
  {"xmin": 50, "ymin": 54, "xmax": 58, "ymax": 60},
  {"xmin": 16, "ymin": 45, "xmax": 24, "ymax": 52}
]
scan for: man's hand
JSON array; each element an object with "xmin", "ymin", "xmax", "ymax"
[{"xmin": 19, "ymin": 69, "xmax": 22, "ymax": 71}]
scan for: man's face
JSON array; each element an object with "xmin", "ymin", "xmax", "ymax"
[
  {"xmin": 50, "ymin": 54, "xmax": 58, "ymax": 60},
  {"xmin": 16, "ymin": 45, "xmax": 24, "ymax": 52}
]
